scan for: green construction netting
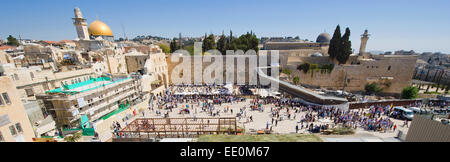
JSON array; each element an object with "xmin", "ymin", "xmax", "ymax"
[
  {"xmin": 81, "ymin": 115, "xmax": 90, "ymax": 129},
  {"xmin": 101, "ymin": 103, "xmax": 130, "ymax": 120},
  {"xmin": 82, "ymin": 128, "xmax": 95, "ymax": 136},
  {"xmin": 45, "ymin": 77, "xmax": 131, "ymax": 95},
  {"xmin": 63, "ymin": 128, "xmax": 82, "ymax": 132}
]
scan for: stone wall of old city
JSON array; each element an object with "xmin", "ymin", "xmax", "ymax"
[
  {"xmin": 167, "ymin": 55, "xmax": 262, "ymax": 85},
  {"xmin": 414, "ymin": 67, "xmax": 450, "ymax": 85},
  {"xmin": 166, "ymin": 53, "xmax": 417, "ymax": 94},
  {"xmin": 289, "ymin": 55, "xmax": 418, "ymax": 94}
]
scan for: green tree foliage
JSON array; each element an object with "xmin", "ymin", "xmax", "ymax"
[
  {"xmin": 64, "ymin": 132, "xmax": 82, "ymax": 142},
  {"xmin": 338, "ymin": 27, "xmax": 352, "ymax": 64},
  {"xmin": 202, "ymin": 34, "xmax": 216, "ymax": 52},
  {"xmin": 320, "ymin": 64, "xmax": 334, "ymax": 73},
  {"xmin": 365, "ymin": 83, "xmax": 383, "ymax": 94},
  {"xmin": 282, "ymin": 68, "xmax": 292, "ymax": 75},
  {"xmin": 192, "ymin": 30, "xmax": 261, "ymax": 54},
  {"xmin": 329, "ymin": 25, "xmax": 352, "ymax": 64},
  {"xmin": 225, "ymin": 31, "xmax": 259, "ymax": 53},
  {"xmin": 217, "ymin": 34, "xmax": 227, "ymax": 55},
  {"xmin": 158, "ymin": 43, "xmax": 170, "ymax": 54},
  {"xmin": 226, "ymin": 30, "xmax": 237, "ymax": 51},
  {"xmin": 297, "ymin": 63, "xmax": 334, "ymax": 74},
  {"xmin": 328, "ymin": 25, "xmax": 341, "ymax": 59},
  {"xmin": 184, "ymin": 45, "xmax": 195, "ymax": 56},
  {"xmin": 236, "ymin": 31, "xmax": 259, "ymax": 53},
  {"xmin": 401, "ymin": 86, "xmax": 419, "ymax": 99},
  {"xmin": 310, "ymin": 64, "xmax": 319, "ymax": 70},
  {"xmin": 293, "ymin": 76, "xmax": 300, "ymax": 85},
  {"xmin": 297, "ymin": 63, "xmax": 311, "ymax": 73},
  {"xmin": 6, "ymin": 35, "xmax": 20, "ymax": 46},
  {"xmin": 170, "ymin": 38, "xmax": 180, "ymax": 53}
]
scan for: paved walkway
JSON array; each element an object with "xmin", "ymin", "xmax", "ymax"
[
  {"xmin": 133, "ymin": 99, "xmax": 410, "ymax": 141},
  {"xmin": 321, "ymin": 133, "xmax": 402, "ymax": 142}
]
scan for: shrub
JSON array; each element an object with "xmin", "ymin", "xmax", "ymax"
[
  {"xmin": 365, "ymin": 83, "xmax": 383, "ymax": 94},
  {"xmin": 298, "ymin": 63, "xmax": 335, "ymax": 74},
  {"xmin": 401, "ymin": 86, "xmax": 419, "ymax": 99},
  {"xmin": 310, "ymin": 64, "xmax": 319, "ymax": 70},
  {"xmin": 331, "ymin": 127, "xmax": 355, "ymax": 135},
  {"xmin": 320, "ymin": 64, "xmax": 334, "ymax": 73},
  {"xmin": 297, "ymin": 63, "xmax": 310, "ymax": 73},
  {"xmin": 282, "ymin": 69, "xmax": 292, "ymax": 75},
  {"xmin": 293, "ymin": 76, "xmax": 300, "ymax": 85}
]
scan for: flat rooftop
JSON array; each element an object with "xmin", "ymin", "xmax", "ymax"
[{"xmin": 45, "ymin": 77, "xmax": 132, "ymax": 95}]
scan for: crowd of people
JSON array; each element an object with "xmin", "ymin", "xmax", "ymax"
[
  {"xmin": 134, "ymin": 85, "xmax": 448, "ymax": 136},
  {"xmin": 168, "ymin": 84, "xmax": 231, "ymax": 96},
  {"xmin": 111, "ymin": 121, "xmax": 122, "ymax": 138}
]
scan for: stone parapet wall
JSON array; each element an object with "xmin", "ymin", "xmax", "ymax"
[{"xmin": 288, "ymin": 55, "xmax": 418, "ymax": 94}]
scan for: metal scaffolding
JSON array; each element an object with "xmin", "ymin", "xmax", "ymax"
[{"xmin": 115, "ymin": 117, "xmax": 237, "ymax": 140}]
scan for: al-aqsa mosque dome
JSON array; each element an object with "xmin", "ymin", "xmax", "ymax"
[
  {"xmin": 88, "ymin": 20, "xmax": 114, "ymax": 41},
  {"xmin": 316, "ymin": 32, "xmax": 331, "ymax": 44}
]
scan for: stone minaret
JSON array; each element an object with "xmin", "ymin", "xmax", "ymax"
[
  {"xmin": 73, "ymin": 7, "xmax": 90, "ymax": 40},
  {"xmin": 359, "ymin": 29, "xmax": 370, "ymax": 55}
]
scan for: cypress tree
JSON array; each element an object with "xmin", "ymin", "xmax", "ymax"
[
  {"xmin": 217, "ymin": 33, "xmax": 227, "ymax": 55},
  {"xmin": 227, "ymin": 30, "xmax": 237, "ymax": 51},
  {"xmin": 328, "ymin": 25, "xmax": 341, "ymax": 60},
  {"xmin": 170, "ymin": 38, "xmax": 179, "ymax": 53},
  {"xmin": 338, "ymin": 27, "xmax": 352, "ymax": 64},
  {"xmin": 202, "ymin": 34, "xmax": 216, "ymax": 52}
]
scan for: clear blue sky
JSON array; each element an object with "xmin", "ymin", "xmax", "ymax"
[{"xmin": 1, "ymin": 0, "xmax": 449, "ymax": 53}]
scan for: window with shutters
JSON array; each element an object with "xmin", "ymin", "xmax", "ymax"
[
  {"xmin": 15, "ymin": 123, "xmax": 23, "ymax": 133},
  {"xmin": 9, "ymin": 125, "xmax": 17, "ymax": 136},
  {"xmin": 1, "ymin": 93, "xmax": 10, "ymax": 104},
  {"xmin": 25, "ymin": 88, "xmax": 34, "ymax": 97}
]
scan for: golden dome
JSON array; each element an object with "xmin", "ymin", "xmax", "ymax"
[{"xmin": 88, "ymin": 20, "xmax": 113, "ymax": 37}]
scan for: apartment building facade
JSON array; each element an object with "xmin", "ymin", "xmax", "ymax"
[
  {"xmin": 36, "ymin": 76, "xmax": 142, "ymax": 128},
  {"xmin": 0, "ymin": 76, "xmax": 35, "ymax": 142}
]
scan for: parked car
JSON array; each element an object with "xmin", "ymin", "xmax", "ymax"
[
  {"xmin": 408, "ymin": 107, "xmax": 429, "ymax": 114},
  {"xmin": 408, "ymin": 107, "xmax": 421, "ymax": 114},
  {"xmin": 391, "ymin": 107, "xmax": 414, "ymax": 120},
  {"xmin": 432, "ymin": 108, "xmax": 447, "ymax": 115}
]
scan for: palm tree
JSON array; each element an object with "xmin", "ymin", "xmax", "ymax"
[{"xmin": 64, "ymin": 132, "xmax": 82, "ymax": 142}]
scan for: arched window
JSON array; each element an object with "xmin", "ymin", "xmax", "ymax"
[{"xmin": 388, "ymin": 66, "xmax": 392, "ymax": 71}]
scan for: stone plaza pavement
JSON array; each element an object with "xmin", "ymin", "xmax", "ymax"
[{"xmin": 98, "ymin": 99, "xmax": 410, "ymax": 142}]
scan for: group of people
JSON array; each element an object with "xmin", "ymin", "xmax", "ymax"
[
  {"xmin": 148, "ymin": 85, "xmax": 249, "ymax": 118},
  {"xmin": 143, "ymin": 85, "xmax": 447, "ymax": 136},
  {"xmin": 111, "ymin": 121, "xmax": 122, "ymax": 138},
  {"xmin": 168, "ymin": 84, "xmax": 231, "ymax": 96},
  {"xmin": 256, "ymin": 97, "xmax": 407, "ymax": 134}
]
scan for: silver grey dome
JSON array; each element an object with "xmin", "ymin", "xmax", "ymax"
[
  {"xmin": 311, "ymin": 52, "xmax": 323, "ymax": 57},
  {"xmin": 316, "ymin": 33, "xmax": 331, "ymax": 43}
]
